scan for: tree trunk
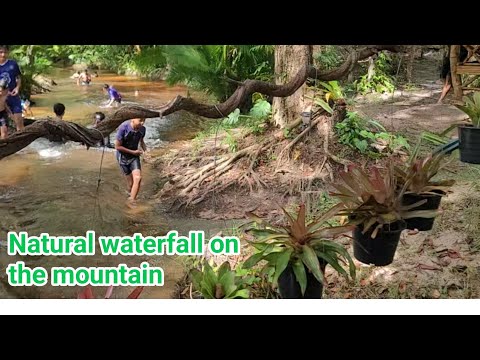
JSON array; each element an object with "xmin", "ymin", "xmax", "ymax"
[
  {"xmin": 273, "ymin": 46, "xmax": 313, "ymax": 128},
  {"xmin": 450, "ymin": 45, "xmax": 463, "ymax": 100}
]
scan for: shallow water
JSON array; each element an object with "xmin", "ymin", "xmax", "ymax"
[{"xmin": 0, "ymin": 67, "xmax": 227, "ymax": 299}]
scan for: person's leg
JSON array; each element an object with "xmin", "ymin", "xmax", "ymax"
[
  {"xmin": 438, "ymin": 73, "xmax": 452, "ymax": 104},
  {"xmin": 129, "ymin": 169, "xmax": 142, "ymax": 201},
  {"xmin": 6, "ymin": 96, "xmax": 24, "ymax": 130},
  {"xmin": 0, "ymin": 121, "xmax": 7, "ymax": 139},
  {"xmin": 126, "ymin": 173, "xmax": 133, "ymax": 194},
  {"xmin": 116, "ymin": 151, "xmax": 134, "ymax": 195}
]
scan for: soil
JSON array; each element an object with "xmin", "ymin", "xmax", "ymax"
[{"xmin": 160, "ymin": 51, "xmax": 480, "ymax": 299}]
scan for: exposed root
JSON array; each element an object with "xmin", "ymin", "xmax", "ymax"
[{"xmin": 159, "ymin": 102, "xmax": 351, "ymax": 207}]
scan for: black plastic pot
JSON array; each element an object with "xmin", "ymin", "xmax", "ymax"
[
  {"xmin": 458, "ymin": 125, "xmax": 480, "ymax": 164},
  {"xmin": 402, "ymin": 191, "xmax": 444, "ymax": 231},
  {"xmin": 278, "ymin": 261, "xmax": 326, "ymax": 299},
  {"xmin": 353, "ymin": 220, "xmax": 406, "ymax": 266}
]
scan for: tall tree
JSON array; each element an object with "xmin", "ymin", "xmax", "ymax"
[{"xmin": 272, "ymin": 45, "xmax": 313, "ymax": 128}]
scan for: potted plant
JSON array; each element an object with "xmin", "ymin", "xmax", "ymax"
[
  {"xmin": 330, "ymin": 163, "xmax": 439, "ymax": 266},
  {"xmin": 242, "ymin": 204, "xmax": 355, "ymax": 299},
  {"xmin": 395, "ymin": 151, "xmax": 454, "ymax": 231},
  {"xmin": 456, "ymin": 92, "xmax": 480, "ymax": 164},
  {"xmin": 190, "ymin": 261, "xmax": 250, "ymax": 299}
]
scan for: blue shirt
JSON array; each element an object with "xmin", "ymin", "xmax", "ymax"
[
  {"xmin": 116, "ymin": 120, "xmax": 146, "ymax": 158},
  {"xmin": 108, "ymin": 87, "xmax": 121, "ymax": 100},
  {"xmin": 0, "ymin": 60, "xmax": 21, "ymax": 91}
]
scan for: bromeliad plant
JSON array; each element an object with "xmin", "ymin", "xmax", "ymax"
[
  {"xmin": 243, "ymin": 204, "xmax": 355, "ymax": 296},
  {"xmin": 394, "ymin": 150, "xmax": 455, "ymax": 196},
  {"xmin": 331, "ymin": 163, "xmax": 439, "ymax": 238},
  {"xmin": 190, "ymin": 261, "xmax": 250, "ymax": 299},
  {"xmin": 456, "ymin": 92, "xmax": 480, "ymax": 128}
]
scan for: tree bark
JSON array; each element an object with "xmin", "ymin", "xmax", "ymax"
[
  {"xmin": 0, "ymin": 106, "xmax": 159, "ymax": 160},
  {"xmin": 272, "ymin": 46, "xmax": 313, "ymax": 128},
  {"xmin": 450, "ymin": 45, "xmax": 463, "ymax": 100}
]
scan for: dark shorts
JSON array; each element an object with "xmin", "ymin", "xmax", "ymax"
[
  {"xmin": 114, "ymin": 97, "xmax": 122, "ymax": 104},
  {"xmin": 441, "ymin": 60, "xmax": 450, "ymax": 80},
  {"xmin": 116, "ymin": 151, "xmax": 141, "ymax": 176},
  {"xmin": 6, "ymin": 95, "xmax": 22, "ymax": 114}
]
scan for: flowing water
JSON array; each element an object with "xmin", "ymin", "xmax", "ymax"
[{"xmin": 0, "ymin": 68, "xmax": 229, "ymax": 299}]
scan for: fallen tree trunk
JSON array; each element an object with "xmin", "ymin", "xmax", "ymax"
[{"xmin": 0, "ymin": 106, "xmax": 160, "ymax": 160}]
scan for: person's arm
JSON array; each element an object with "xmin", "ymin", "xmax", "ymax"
[
  {"xmin": 115, "ymin": 139, "xmax": 142, "ymax": 156},
  {"xmin": 140, "ymin": 138, "xmax": 147, "ymax": 152},
  {"xmin": 10, "ymin": 77, "xmax": 21, "ymax": 96},
  {"xmin": 9, "ymin": 62, "xmax": 22, "ymax": 96}
]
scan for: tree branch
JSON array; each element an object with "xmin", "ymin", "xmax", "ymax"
[
  {"xmin": 0, "ymin": 106, "xmax": 159, "ymax": 160},
  {"xmin": 159, "ymin": 45, "xmax": 407, "ymax": 119}
]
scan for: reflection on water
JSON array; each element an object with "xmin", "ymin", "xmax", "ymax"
[{"xmin": 0, "ymin": 67, "xmax": 219, "ymax": 299}]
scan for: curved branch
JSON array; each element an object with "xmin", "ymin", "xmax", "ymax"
[
  {"xmin": 0, "ymin": 106, "xmax": 160, "ymax": 160},
  {"xmin": 159, "ymin": 45, "xmax": 407, "ymax": 119}
]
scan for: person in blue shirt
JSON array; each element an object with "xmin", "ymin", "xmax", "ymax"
[
  {"xmin": 115, "ymin": 118, "xmax": 147, "ymax": 201},
  {"xmin": 103, "ymin": 84, "xmax": 122, "ymax": 107},
  {"xmin": 0, "ymin": 78, "xmax": 11, "ymax": 139},
  {"xmin": 0, "ymin": 45, "xmax": 24, "ymax": 131}
]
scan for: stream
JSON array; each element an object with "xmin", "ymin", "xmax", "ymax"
[{"xmin": 0, "ymin": 67, "xmax": 232, "ymax": 299}]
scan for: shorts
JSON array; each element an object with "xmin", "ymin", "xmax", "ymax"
[
  {"xmin": 441, "ymin": 60, "xmax": 450, "ymax": 80},
  {"xmin": 116, "ymin": 151, "xmax": 141, "ymax": 176},
  {"xmin": 6, "ymin": 95, "xmax": 22, "ymax": 114},
  {"xmin": 114, "ymin": 97, "xmax": 122, "ymax": 104}
]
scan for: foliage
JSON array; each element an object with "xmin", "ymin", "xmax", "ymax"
[
  {"xmin": 127, "ymin": 46, "xmax": 167, "ymax": 78},
  {"xmin": 9, "ymin": 45, "xmax": 64, "ymax": 98},
  {"xmin": 222, "ymin": 97, "xmax": 271, "ymax": 134},
  {"xmin": 314, "ymin": 46, "xmax": 343, "ymax": 71},
  {"xmin": 190, "ymin": 261, "xmax": 250, "ymax": 299},
  {"xmin": 456, "ymin": 92, "xmax": 480, "ymax": 127},
  {"xmin": 395, "ymin": 144, "xmax": 455, "ymax": 195},
  {"xmin": 331, "ymin": 164, "xmax": 440, "ymax": 238},
  {"xmin": 163, "ymin": 45, "xmax": 274, "ymax": 101},
  {"xmin": 78, "ymin": 285, "xmax": 144, "ymax": 299},
  {"xmin": 355, "ymin": 53, "xmax": 395, "ymax": 95},
  {"xmin": 243, "ymin": 204, "xmax": 355, "ymax": 296},
  {"xmin": 335, "ymin": 112, "xmax": 409, "ymax": 158}
]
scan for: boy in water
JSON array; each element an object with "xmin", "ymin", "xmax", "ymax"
[
  {"xmin": 77, "ymin": 69, "xmax": 92, "ymax": 86},
  {"xmin": 0, "ymin": 45, "xmax": 24, "ymax": 131},
  {"xmin": 115, "ymin": 117, "xmax": 147, "ymax": 202},
  {"xmin": 92, "ymin": 111, "xmax": 113, "ymax": 148},
  {"xmin": 53, "ymin": 103, "xmax": 65, "ymax": 120},
  {"xmin": 0, "ymin": 79, "xmax": 11, "ymax": 139},
  {"xmin": 103, "ymin": 84, "xmax": 122, "ymax": 107}
]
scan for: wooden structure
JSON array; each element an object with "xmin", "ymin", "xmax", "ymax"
[{"xmin": 450, "ymin": 45, "xmax": 480, "ymax": 100}]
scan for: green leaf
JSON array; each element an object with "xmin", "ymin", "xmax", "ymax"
[
  {"xmin": 229, "ymin": 288, "xmax": 250, "ymax": 299},
  {"xmin": 300, "ymin": 246, "xmax": 324, "ymax": 284},
  {"xmin": 190, "ymin": 269, "xmax": 203, "ymax": 291},
  {"xmin": 243, "ymin": 252, "xmax": 266, "ymax": 268},
  {"xmin": 202, "ymin": 262, "xmax": 218, "ymax": 291},
  {"xmin": 315, "ymin": 251, "xmax": 347, "ymax": 278},
  {"xmin": 273, "ymin": 249, "xmax": 293, "ymax": 284},
  {"xmin": 314, "ymin": 98, "xmax": 333, "ymax": 114},
  {"xmin": 218, "ymin": 271, "xmax": 237, "ymax": 298},
  {"xmin": 217, "ymin": 261, "xmax": 231, "ymax": 279},
  {"xmin": 249, "ymin": 99, "xmax": 272, "ymax": 120},
  {"xmin": 292, "ymin": 259, "xmax": 307, "ymax": 295}
]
